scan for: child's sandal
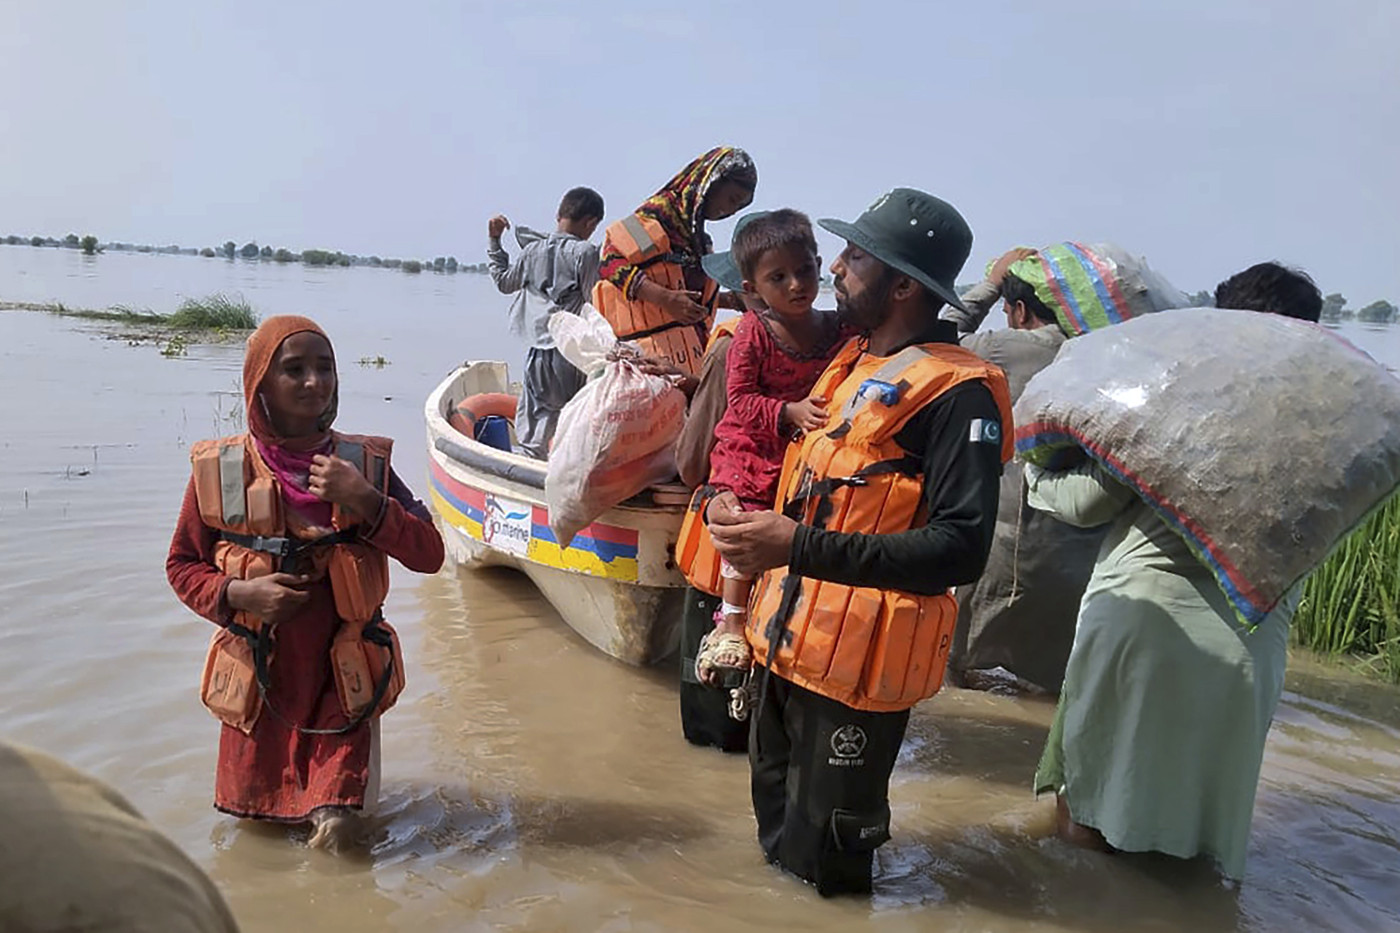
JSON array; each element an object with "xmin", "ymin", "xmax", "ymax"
[{"xmin": 695, "ymin": 627, "xmax": 752, "ymax": 689}]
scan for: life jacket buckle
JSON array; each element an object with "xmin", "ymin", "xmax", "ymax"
[
  {"xmin": 217, "ymin": 530, "xmax": 293, "ymax": 558},
  {"xmin": 251, "ymin": 535, "xmax": 293, "ymax": 558}
]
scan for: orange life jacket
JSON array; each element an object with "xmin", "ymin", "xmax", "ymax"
[
  {"xmin": 592, "ymin": 214, "xmax": 719, "ymax": 376},
  {"xmin": 676, "ymin": 485, "xmax": 728, "ymax": 596},
  {"xmin": 706, "ymin": 314, "xmax": 740, "ymax": 349},
  {"xmin": 673, "ymin": 314, "xmax": 747, "ymax": 595},
  {"xmin": 190, "ymin": 432, "xmax": 405, "ymax": 733},
  {"xmin": 746, "ymin": 339, "xmax": 1015, "ymax": 712}
]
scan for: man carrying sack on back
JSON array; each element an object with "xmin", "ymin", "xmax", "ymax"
[{"xmin": 709, "ymin": 189, "xmax": 1013, "ymax": 896}]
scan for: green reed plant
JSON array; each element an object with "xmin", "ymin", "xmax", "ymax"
[
  {"xmin": 167, "ymin": 292, "xmax": 259, "ymax": 330},
  {"xmin": 1293, "ymin": 493, "xmax": 1400, "ymax": 682}
]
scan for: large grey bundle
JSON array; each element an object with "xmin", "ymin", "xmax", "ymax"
[{"xmin": 1013, "ymin": 308, "xmax": 1400, "ymax": 626}]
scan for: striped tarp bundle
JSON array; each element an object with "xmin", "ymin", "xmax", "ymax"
[{"xmin": 1009, "ymin": 242, "xmax": 1185, "ymax": 336}]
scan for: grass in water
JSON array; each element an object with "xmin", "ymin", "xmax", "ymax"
[
  {"xmin": 166, "ymin": 292, "xmax": 259, "ymax": 330},
  {"xmin": 36, "ymin": 302, "xmax": 164, "ymax": 324},
  {"xmin": 17, "ymin": 292, "xmax": 259, "ymax": 334},
  {"xmin": 5, "ymin": 293, "xmax": 259, "ymax": 349},
  {"xmin": 357, "ymin": 355, "xmax": 390, "ymax": 368},
  {"xmin": 1293, "ymin": 493, "xmax": 1400, "ymax": 683}
]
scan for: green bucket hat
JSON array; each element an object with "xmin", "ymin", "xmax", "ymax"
[
  {"xmin": 701, "ymin": 210, "xmax": 771, "ymax": 293},
  {"xmin": 819, "ymin": 188, "xmax": 972, "ymax": 312}
]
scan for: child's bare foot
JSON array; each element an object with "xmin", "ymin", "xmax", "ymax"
[{"xmin": 307, "ymin": 806, "xmax": 360, "ymax": 852}]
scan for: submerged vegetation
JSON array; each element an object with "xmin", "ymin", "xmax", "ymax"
[
  {"xmin": 167, "ymin": 292, "xmax": 259, "ymax": 330},
  {"xmin": 2, "ymin": 291, "xmax": 259, "ymax": 348},
  {"xmin": 1293, "ymin": 494, "xmax": 1400, "ymax": 683}
]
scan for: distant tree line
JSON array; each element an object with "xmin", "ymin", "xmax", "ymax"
[
  {"xmin": 0, "ymin": 233, "xmax": 490, "ymax": 277},
  {"xmin": 1317, "ymin": 292, "xmax": 1398, "ymax": 325},
  {"xmin": 1150, "ymin": 287, "xmax": 1397, "ymax": 325},
  {"xmin": 4, "ymin": 233, "xmax": 1394, "ymax": 317}
]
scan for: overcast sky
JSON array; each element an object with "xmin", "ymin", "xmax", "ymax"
[{"xmin": 2, "ymin": 0, "xmax": 1396, "ymax": 302}]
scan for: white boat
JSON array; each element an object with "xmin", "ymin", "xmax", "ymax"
[{"xmin": 424, "ymin": 362, "xmax": 690, "ymax": 665}]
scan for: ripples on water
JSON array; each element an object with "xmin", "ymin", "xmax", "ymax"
[{"xmin": 2, "ymin": 248, "xmax": 1398, "ymax": 932}]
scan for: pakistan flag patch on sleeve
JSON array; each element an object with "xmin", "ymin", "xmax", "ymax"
[{"xmin": 969, "ymin": 418, "xmax": 1001, "ymax": 445}]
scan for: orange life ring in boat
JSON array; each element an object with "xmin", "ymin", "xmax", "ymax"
[{"xmin": 448, "ymin": 392, "xmax": 517, "ymax": 439}]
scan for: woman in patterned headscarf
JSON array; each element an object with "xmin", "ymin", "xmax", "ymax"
[{"xmin": 592, "ymin": 146, "xmax": 757, "ymax": 375}]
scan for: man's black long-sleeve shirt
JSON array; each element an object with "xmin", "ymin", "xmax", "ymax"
[{"xmin": 789, "ymin": 321, "xmax": 1004, "ymax": 597}]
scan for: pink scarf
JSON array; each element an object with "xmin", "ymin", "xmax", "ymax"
[{"xmin": 254, "ymin": 435, "xmax": 334, "ymax": 528}]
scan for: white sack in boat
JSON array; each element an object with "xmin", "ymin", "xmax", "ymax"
[
  {"xmin": 551, "ymin": 304, "xmax": 630, "ymax": 378},
  {"xmin": 546, "ymin": 307, "xmax": 686, "ymax": 547}
]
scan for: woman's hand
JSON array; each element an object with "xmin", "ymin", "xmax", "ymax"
[
  {"xmin": 636, "ymin": 278, "xmax": 709, "ymax": 324},
  {"xmin": 782, "ymin": 395, "xmax": 829, "ymax": 434},
  {"xmin": 636, "ymin": 355, "xmax": 682, "ymax": 378},
  {"xmin": 309, "ymin": 454, "xmax": 383, "ymax": 519},
  {"xmin": 636, "ymin": 356, "xmax": 698, "ymax": 397},
  {"xmin": 664, "ymin": 289, "xmax": 710, "ymax": 325},
  {"xmin": 488, "ymin": 215, "xmax": 511, "ymax": 239},
  {"xmin": 226, "ymin": 574, "xmax": 312, "ymax": 625}
]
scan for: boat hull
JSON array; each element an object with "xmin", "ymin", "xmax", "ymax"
[
  {"xmin": 425, "ymin": 363, "xmax": 687, "ymax": 666},
  {"xmin": 435, "ymin": 517, "xmax": 683, "ymax": 664}
]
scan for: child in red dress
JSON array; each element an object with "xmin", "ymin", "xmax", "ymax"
[{"xmin": 696, "ymin": 210, "xmax": 854, "ymax": 685}]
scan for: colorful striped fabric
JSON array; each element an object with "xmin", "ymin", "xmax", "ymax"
[{"xmin": 1009, "ymin": 242, "xmax": 1169, "ymax": 337}]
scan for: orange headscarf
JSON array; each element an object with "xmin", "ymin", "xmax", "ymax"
[{"xmin": 243, "ymin": 315, "xmax": 338, "ymax": 443}]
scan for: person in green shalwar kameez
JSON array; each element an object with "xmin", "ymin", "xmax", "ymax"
[
  {"xmin": 1019, "ymin": 261, "xmax": 1328, "ymax": 880},
  {"xmin": 1025, "ymin": 460, "xmax": 1297, "ymax": 879}
]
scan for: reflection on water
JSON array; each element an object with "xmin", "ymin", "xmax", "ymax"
[{"xmin": 3, "ymin": 247, "xmax": 1399, "ymax": 931}]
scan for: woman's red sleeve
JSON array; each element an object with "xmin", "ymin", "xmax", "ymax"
[
  {"xmin": 165, "ymin": 478, "xmax": 234, "ymax": 626},
  {"xmin": 362, "ymin": 471, "xmax": 445, "ymax": 574}
]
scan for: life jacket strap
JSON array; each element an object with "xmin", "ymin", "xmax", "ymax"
[
  {"xmin": 615, "ymin": 251, "xmax": 715, "ymax": 344},
  {"xmin": 779, "ymin": 455, "xmax": 921, "ymax": 521},
  {"xmin": 216, "ymin": 527, "xmax": 361, "ymax": 563},
  {"xmin": 615, "ymin": 317, "xmax": 694, "ymax": 343},
  {"xmin": 756, "ymin": 453, "xmax": 924, "ymax": 706},
  {"xmin": 635, "ymin": 250, "xmax": 691, "ymax": 271},
  {"xmin": 217, "ymin": 532, "xmax": 293, "ymax": 559},
  {"xmin": 230, "ymin": 608, "xmax": 392, "ymax": 736}
]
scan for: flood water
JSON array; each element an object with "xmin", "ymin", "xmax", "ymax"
[{"xmin": 2, "ymin": 246, "xmax": 1399, "ymax": 932}]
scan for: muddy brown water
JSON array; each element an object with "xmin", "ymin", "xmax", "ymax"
[{"xmin": 2, "ymin": 247, "xmax": 1399, "ymax": 931}]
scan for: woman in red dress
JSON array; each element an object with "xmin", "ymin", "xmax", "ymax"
[{"xmin": 167, "ymin": 315, "xmax": 443, "ymax": 850}]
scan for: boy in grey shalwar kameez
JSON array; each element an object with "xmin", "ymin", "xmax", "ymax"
[{"xmin": 487, "ymin": 186, "xmax": 605, "ymax": 458}]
